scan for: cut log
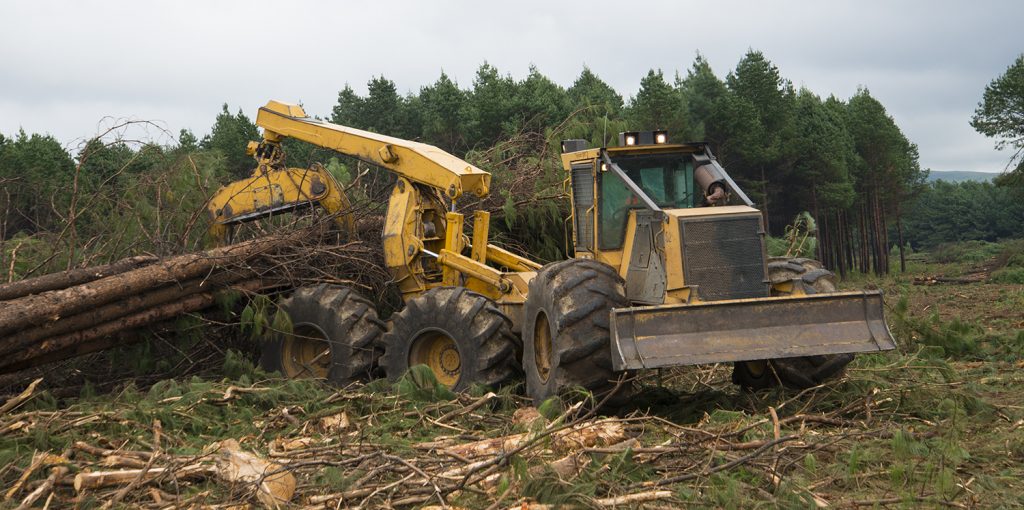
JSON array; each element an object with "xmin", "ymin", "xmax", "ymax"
[
  {"xmin": 0, "ymin": 270, "xmax": 253, "ymax": 357},
  {"xmin": 0, "ymin": 255, "xmax": 157, "ymax": 302},
  {"xmin": 0, "ymin": 280, "xmax": 266, "ymax": 373},
  {"xmin": 72, "ymin": 465, "xmax": 212, "ymax": 491},
  {"xmin": 0, "ymin": 234, "xmax": 292, "ymax": 338}
]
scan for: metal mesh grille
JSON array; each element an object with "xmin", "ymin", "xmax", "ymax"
[
  {"xmin": 571, "ymin": 166, "xmax": 594, "ymax": 251},
  {"xmin": 680, "ymin": 215, "xmax": 768, "ymax": 301}
]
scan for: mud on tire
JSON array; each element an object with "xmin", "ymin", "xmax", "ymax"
[
  {"xmin": 522, "ymin": 259, "xmax": 630, "ymax": 405},
  {"xmin": 731, "ymin": 258, "xmax": 853, "ymax": 389},
  {"xmin": 381, "ymin": 287, "xmax": 518, "ymax": 392},
  {"xmin": 261, "ymin": 284, "xmax": 384, "ymax": 383}
]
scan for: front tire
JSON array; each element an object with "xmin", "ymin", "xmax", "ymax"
[
  {"xmin": 522, "ymin": 259, "xmax": 629, "ymax": 405},
  {"xmin": 381, "ymin": 287, "xmax": 517, "ymax": 392},
  {"xmin": 261, "ymin": 284, "xmax": 384, "ymax": 383},
  {"xmin": 731, "ymin": 258, "xmax": 853, "ymax": 389}
]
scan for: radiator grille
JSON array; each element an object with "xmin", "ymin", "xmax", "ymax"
[
  {"xmin": 680, "ymin": 215, "xmax": 768, "ymax": 301},
  {"xmin": 571, "ymin": 166, "xmax": 594, "ymax": 251}
]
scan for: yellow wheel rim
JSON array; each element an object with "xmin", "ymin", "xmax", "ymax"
[
  {"xmin": 745, "ymin": 360, "xmax": 768, "ymax": 378},
  {"xmin": 281, "ymin": 324, "xmax": 331, "ymax": 379},
  {"xmin": 409, "ymin": 331, "xmax": 461, "ymax": 388},
  {"xmin": 533, "ymin": 311, "xmax": 552, "ymax": 383}
]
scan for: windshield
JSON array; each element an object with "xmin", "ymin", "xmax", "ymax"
[
  {"xmin": 597, "ymin": 153, "xmax": 695, "ymax": 250},
  {"xmin": 611, "ymin": 154, "xmax": 694, "ymax": 209}
]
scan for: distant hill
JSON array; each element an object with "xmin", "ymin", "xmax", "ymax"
[{"xmin": 927, "ymin": 170, "xmax": 997, "ymax": 183}]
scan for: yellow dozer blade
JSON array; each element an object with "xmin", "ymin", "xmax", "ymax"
[{"xmin": 610, "ymin": 290, "xmax": 896, "ymax": 370}]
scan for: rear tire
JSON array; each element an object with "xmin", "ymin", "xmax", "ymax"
[
  {"xmin": 261, "ymin": 284, "xmax": 384, "ymax": 383},
  {"xmin": 732, "ymin": 258, "xmax": 853, "ymax": 389},
  {"xmin": 522, "ymin": 259, "xmax": 630, "ymax": 405},
  {"xmin": 381, "ymin": 287, "xmax": 517, "ymax": 392}
]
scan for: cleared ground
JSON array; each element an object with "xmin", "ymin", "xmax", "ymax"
[{"xmin": 1, "ymin": 242, "xmax": 1021, "ymax": 509}]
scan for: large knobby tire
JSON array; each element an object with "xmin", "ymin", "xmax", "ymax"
[
  {"xmin": 261, "ymin": 284, "xmax": 384, "ymax": 383},
  {"xmin": 522, "ymin": 259, "xmax": 630, "ymax": 406},
  {"xmin": 731, "ymin": 258, "xmax": 854, "ymax": 389},
  {"xmin": 381, "ymin": 287, "xmax": 517, "ymax": 392}
]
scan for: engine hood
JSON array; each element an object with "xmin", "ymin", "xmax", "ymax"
[{"xmin": 662, "ymin": 205, "xmax": 762, "ymax": 219}]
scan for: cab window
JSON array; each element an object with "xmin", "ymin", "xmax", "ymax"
[
  {"xmin": 597, "ymin": 170, "xmax": 640, "ymax": 250},
  {"xmin": 597, "ymin": 154, "xmax": 694, "ymax": 250}
]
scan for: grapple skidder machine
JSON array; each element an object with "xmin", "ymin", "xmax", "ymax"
[{"xmin": 207, "ymin": 101, "xmax": 896, "ymax": 403}]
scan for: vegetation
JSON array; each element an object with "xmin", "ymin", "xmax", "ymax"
[
  {"xmin": 902, "ymin": 180, "xmax": 1024, "ymax": 249},
  {"xmin": 971, "ymin": 53, "xmax": 1024, "ymax": 188}
]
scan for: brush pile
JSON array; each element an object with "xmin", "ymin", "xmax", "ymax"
[{"xmin": 0, "ymin": 220, "xmax": 391, "ymax": 378}]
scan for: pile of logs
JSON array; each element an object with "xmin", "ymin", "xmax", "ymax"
[{"xmin": 0, "ymin": 234, "xmax": 300, "ymax": 376}]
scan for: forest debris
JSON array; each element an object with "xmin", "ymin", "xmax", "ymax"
[
  {"xmin": 15, "ymin": 462, "xmax": 69, "ymax": 510},
  {"xmin": 219, "ymin": 385, "xmax": 273, "ymax": 402},
  {"xmin": 5, "ymin": 451, "xmax": 67, "ymax": 500},
  {"xmin": 0, "ymin": 377, "xmax": 42, "ymax": 414},
  {"xmin": 100, "ymin": 455, "xmax": 149, "ymax": 469},
  {"xmin": 436, "ymin": 391, "xmax": 497, "ymax": 424},
  {"xmin": 209, "ymin": 438, "xmax": 296, "ymax": 507},
  {"xmin": 913, "ymin": 273, "xmax": 989, "ymax": 285},
  {"xmin": 512, "ymin": 406, "xmax": 542, "ymax": 426},
  {"xmin": 73, "ymin": 441, "xmax": 154, "ymax": 460},
  {"xmin": 442, "ymin": 431, "xmax": 530, "ymax": 458},
  {"xmin": 442, "ymin": 418, "xmax": 627, "ymax": 459},
  {"xmin": 528, "ymin": 451, "xmax": 590, "ymax": 480},
  {"xmin": 592, "ymin": 490, "xmax": 675, "ymax": 506},
  {"xmin": 553, "ymin": 419, "xmax": 626, "ymax": 451},
  {"xmin": 270, "ymin": 436, "xmax": 316, "ymax": 452},
  {"xmin": 318, "ymin": 411, "xmax": 350, "ymax": 433},
  {"xmin": 73, "ymin": 464, "xmax": 212, "ymax": 491}
]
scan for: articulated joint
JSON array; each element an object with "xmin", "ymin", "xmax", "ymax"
[{"xmin": 437, "ymin": 249, "xmax": 512, "ymax": 293}]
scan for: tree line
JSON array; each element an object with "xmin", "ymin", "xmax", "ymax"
[
  {"xmin": 8, "ymin": 49, "xmax": 1018, "ymax": 279},
  {"xmin": 267, "ymin": 51, "xmax": 927, "ymax": 276}
]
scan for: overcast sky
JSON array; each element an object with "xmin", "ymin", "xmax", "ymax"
[{"xmin": 1, "ymin": 0, "xmax": 1021, "ymax": 173}]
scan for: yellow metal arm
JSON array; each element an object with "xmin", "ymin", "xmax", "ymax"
[{"xmin": 256, "ymin": 101, "xmax": 491, "ymax": 200}]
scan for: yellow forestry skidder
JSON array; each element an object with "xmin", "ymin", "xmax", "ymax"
[{"xmin": 207, "ymin": 101, "xmax": 895, "ymax": 403}]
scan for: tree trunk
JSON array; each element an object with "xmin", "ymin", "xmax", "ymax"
[
  {"xmin": 760, "ymin": 166, "xmax": 770, "ymax": 236},
  {"xmin": 896, "ymin": 202, "xmax": 906, "ymax": 272},
  {"xmin": 0, "ymin": 271, "xmax": 254, "ymax": 358},
  {"xmin": 811, "ymin": 185, "xmax": 823, "ymax": 265},
  {"xmin": 0, "ymin": 235, "xmax": 290, "ymax": 338},
  {"xmin": 0, "ymin": 255, "xmax": 157, "ymax": 302},
  {"xmin": 0, "ymin": 280, "xmax": 266, "ymax": 373},
  {"xmin": 859, "ymin": 203, "xmax": 869, "ymax": 274}
]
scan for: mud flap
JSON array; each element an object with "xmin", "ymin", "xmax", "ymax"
[{"xmin": 610, "ymin": 291, "xmax": 896, "ymax": 371}]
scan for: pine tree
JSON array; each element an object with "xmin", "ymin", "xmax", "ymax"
[
  {"xmin": 420, "ymin": 72, "xmax": 469, "ymax": 152},
  {"xmin": 202, "ymin": 104, "xmax": 260, "ymax": 178},
  {"xmin": 971, "ymin": 53, "xmax": 1024, "ymax": 189},
  {"xmin": 627, "ymin": 69, "xmax": 687, "ymax": 136},
  {"xmin": 330, "ymin": 85, "xmax": 365, "ymax": 128}
]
